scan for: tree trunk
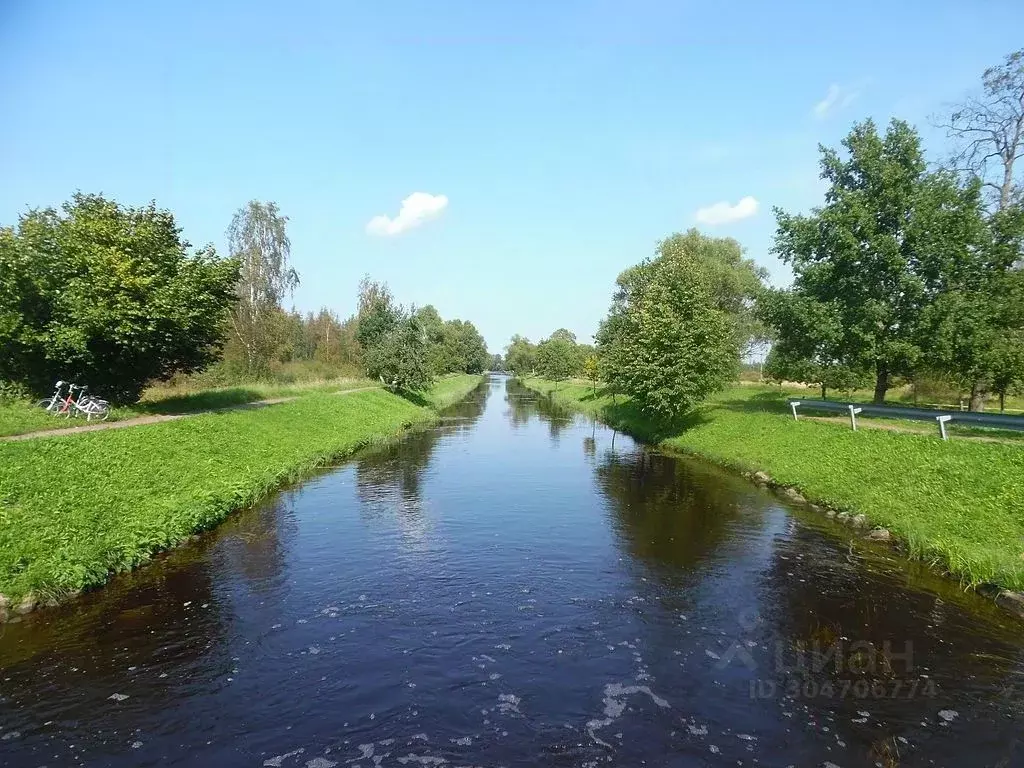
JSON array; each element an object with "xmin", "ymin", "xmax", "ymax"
[
  {"xmin": 969, "ymin": 380, "xmax": 987, "ymax": 412},
  {"xmin": 1001, "ymin": 160, "xmax": 1015, "ymax": 212},
  {"xmin": 1000, "ymin": 391, "xmax": 1006, "ymax": 413},
  {"xmin": 872, "ymin": 364, "xmax": 889, "ymax": 405},
  {"xmin": 821, "ymin": 383, "xmax": 827, "ymax": 400}
]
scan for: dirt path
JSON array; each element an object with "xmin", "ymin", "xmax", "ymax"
[{"xmin": 2, "ymin": 387, "xmax": 380, "ymax": 442}]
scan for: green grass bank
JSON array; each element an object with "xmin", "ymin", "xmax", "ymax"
[
  {"xmin": 0, "ymin": 377, "xmax": 377, "ymax": 438},
  {"xmin": 522, "ymin": 378, "xmax": 1024, "ymax": 592},
  {"xmin": 419, "ymin": 373, "xmax": 489, "ymax": 410},
  {"xmin": 0, "ymin": 375, "xmax": 483, "ymax": 609}
]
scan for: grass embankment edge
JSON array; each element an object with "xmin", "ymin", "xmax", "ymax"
[
  {"xmin": 421, "ymin": 373, "xmax": 487, "ymax": 410},
  {"xmin": 520, "ymin": 378, "xmax": 1024, "ymax": 617},
  {"xmin": 0, "ymin": 376, "xmax": 483, "ymax": 616},
  {"xmin": 0, "ymin": 376, "xmax": 378, "ymax": 438}
]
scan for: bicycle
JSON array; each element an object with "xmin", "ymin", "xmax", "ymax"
[
  {"xmin": 69, "ymin": 385, "xmax": 111, "ymax": 422},
  {"xmin": 56, "ymin": 384, "xmax": 111, "ymax": 422},
  {"xmin": 37, "ymin": 381, "xmax": 68, "ymax": 413}
]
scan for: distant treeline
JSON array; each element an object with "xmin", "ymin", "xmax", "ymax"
[
  {"xmin": 0, "ymin": 197, "xmax": 490, "ymax": 403},
  {"xmin": 508, "ymin": 50, "xmax": 1024, "ymax": 415}
]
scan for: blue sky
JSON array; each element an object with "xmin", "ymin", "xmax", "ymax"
[{"xmin": 2, "ymin": 1, "xmax": 1022, "ymax": 352}]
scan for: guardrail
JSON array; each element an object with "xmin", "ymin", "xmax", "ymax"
[{"xmin": 787, "ymin": 399, "xmax": 1024, "ymax": 440}]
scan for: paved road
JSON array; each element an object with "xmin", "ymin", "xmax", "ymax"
[
  {"xmin": 802, "ymin": 413, "xmax": 1022, "ymax": 444},
  {"xmin": 791, "ymin": 397, "xmax": 1024, "ymax": 431},
  {"xmin": 1, "ymin": 387, "xmax": 380, "ymax": 442}
]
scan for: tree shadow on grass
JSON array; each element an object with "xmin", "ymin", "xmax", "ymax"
[
  {"xmin": 397, "ymin": 390, "xmax": 431, "ymax": 409},
  {"xmin": 600, "ymin": 397, "xmax": 712, "ymax": 444},
  {"xmin": 133, "ymin": 387, "xmax": 270, "ymax": 415},
  {"xmin": 712, "ymin": 389, "xmax": 791, "ymax": 416}
]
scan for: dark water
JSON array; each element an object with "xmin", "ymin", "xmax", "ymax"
[{"xmin": 2, "ymin": 377, "xmax": 1024, "ymax": 768}]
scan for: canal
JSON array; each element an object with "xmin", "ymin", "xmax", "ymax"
[{"xmin": 1, "ymin": 376, "xmax": 1022, "ymax": 767}]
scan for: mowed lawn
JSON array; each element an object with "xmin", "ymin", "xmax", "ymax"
[
  {"xmin": 523, "ymin": 379, "xmax": 1024, "ymax": 591},
  {"xmin": 0, "ymin": 377, "xmax": 377, "ymax": 438},
  {"xmin": 0, "ymin": 375, "xmax": 483, "ymax": 604}
]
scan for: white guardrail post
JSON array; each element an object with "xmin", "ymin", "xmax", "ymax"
[
  {"xmin": 936, "ymin": 415, "xmax": 952, "ymax": 441},
  {"xmin": 848, "ymin": 405, "xmax": 862, "ymax": 431},
  {"xmin": 790, "ymin": 401, "xmax": 800, "ymax": 421}
]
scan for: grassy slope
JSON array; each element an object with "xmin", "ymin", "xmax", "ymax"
[
  {"xmin": 420, "ymin": 373, "xmax": 486, "ymax": 410},
  {"xmin": 0, "ymin": 377, "xmax": 376, "ymax": 437},
  {"xmin": 523, "ymin": 378, "xmax": 1024, "ymax": 590},
  {"xmin": 0, "ymin": 379, "xmax": 480, "ymax": 603}
]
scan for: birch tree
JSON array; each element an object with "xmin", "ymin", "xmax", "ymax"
[{"xmin": 227, "ymin": 201, "xmax": 299, "ymax": 374}]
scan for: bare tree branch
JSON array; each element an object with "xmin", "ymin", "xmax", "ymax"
[{"xmin": 934, "ymin": 49, "xmax": 1024, "ymax": 211}]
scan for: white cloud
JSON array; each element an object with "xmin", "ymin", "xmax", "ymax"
[
  {"xmin": 694, "ymin": 196, "xmax": 759, "ymax": 226},
  {"xmin": 813, "ymin": 83, "xmax": 860, "ymax": 119},
  {"xmin": 366, "ymin": 192, "xmax": 449, "ymax": 236}
]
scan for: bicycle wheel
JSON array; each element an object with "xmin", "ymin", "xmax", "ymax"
[
  {"xmin": 84, "ymin": 402, "xmax": 110, "ymax": 422},
  {"xmin": 36, "ymin": 398, "xmax": 56, "ymax": 412}
]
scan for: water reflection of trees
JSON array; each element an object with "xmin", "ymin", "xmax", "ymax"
[
  {"xmin": 506, "ymin": 379, "xmax": 575, "ymax": 441},
  {"xmin": 438, "ymin": 379, "xmax": 489, "ymax": 425},
  {"xmin": 503, "ymin": 377, "xmax": 536, "ymax": 429},
  {"xmin": 355, "ymin": 428, "xmax": 444, "ymax": 509},
  {"xmin": 596, "ymin": 445, "xmax": 1024, "ymax": 763},
  {"xmin": 593, "ymin": 449, "xmax": 743, "ymax": 576},
  {"xmin": 220, "ymin": 494, "xmax": 297, "ymax": 595},
  {"xmin": 355, "ymin": 383, "xmax": 487, "ymax": 511}
]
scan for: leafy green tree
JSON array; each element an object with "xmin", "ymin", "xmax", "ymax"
[
  {"xmin": 0, "ymin": 193, "xmax": 238, "ymax": 403},
  {"xmin": 0, "ymin": 225, "xmax": 48, "ymax": 388},
  {"xmin": 505, "ymin": 335, "xmax": 537, "ymax": 377},
  {"xmin": 991, "ymin": 331, "xmax": 1024, "ymax": 412},
  {"xmin": 661, "ymin": 229, "xmax": 767, "ymax": 355},
  {"xmin": 932, "ymin": 50, "xmax": 1024, "ymax": 407},
  {"xmin": 306, "ymin": 307, "xmax": 354, "ymax": 365},
  {"xmin": 757, "ymin": 290, "xmax": 869, "ymax": 399},
  {"xmin": 355, "ymin": 276, "xmax": 400, "ymax": 353},
  {"xmin": 582, "ymin": 354, "xmax": 600, "ymax": 393},
  {"xmin": 548, "ymin": 328, "xmax": 577, "ymax": 343},
  {"xmin": 597, "ymin": 230, "xmax": 761, "ymax": 417},
  {"xmin": 763, "ymin": 347, "xmax": 867, "ymax": 400},
  {"xmin": 535, "ymin": 336, "xmax": 579, "ymax": 383},
  {"xmin": 489, "ymin": 353, "xmax": 505, "ymax": 372},
  {"xmin": 923, "ymin": 285, "xmax": 1019, "ymax": 410},
  {"xmin": 441, "ymin": 319, "xmax": 490, "ymax": 374},
  {"xmin": 415, "ymin": 304, "xmax": 449, "ymax": 374},
  {"xmin": 576, "ymin": 342, "xmax": 597, "ymax": 360},
  {"xmin": 914, "ymin": 186, "xmax": 1024, "ymax": 409},
  {"xmin": 413, "ymin": 307, "xmax": 489, "ymax": 375},
  {"xmin": 363, "ymin": 310, "xmax": 434, "ymax": 392},
  {"xmin": 260, "ymin": 307, "xmax": 362, "ymax": 375},
  {"xmin": 772, "ymin": 119, "xmax": 969, "ymax": 404},
  {"xmin": 227, "ymin": 201, "xmax": 299, "ymax": 375}
]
